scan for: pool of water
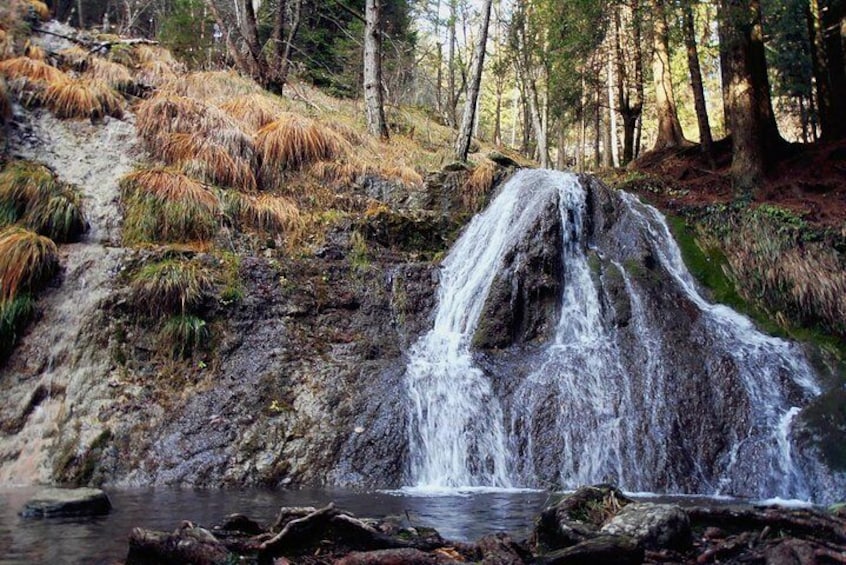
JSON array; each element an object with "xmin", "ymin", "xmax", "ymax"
[{"xmin": 0, "ymin": 487, "xmax": 553, "ymax": 564}]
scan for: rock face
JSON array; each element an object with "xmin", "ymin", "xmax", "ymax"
[{"xmin": 20, "ymin": 487, "xmax": 111, "ymax": 518}]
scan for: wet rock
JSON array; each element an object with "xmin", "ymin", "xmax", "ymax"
[
  {"xmin": 477, "ymin": 532, "xmax": 525, "ymax": 564},
  {"xmin": 473, "ymin": 189, "xmax": 564, "ymax": 349},
  {"xmin": 335, "ymin": 548, "xmax": 442, "ymax": 565},
  {"xmin": 488, "ymin": 151, "xmax": 521, "ymax": 168},
  {"xmin": 533, "ymin": 485, "xmax": 632, "ymax": 551},
  {"xmin": 600, "ymin": 502, "xmax": 691, "ymax": 550},
  {"xmin": 20, "ymin": 487, "xmax": 111, "ymax": 518},
  {"xmin": 126, "ymin": 524, "xmax": 231, "ymax": 565},
  {"xmin": 539, "ymin": 534, "xmax": 643, "ymax": 565}
]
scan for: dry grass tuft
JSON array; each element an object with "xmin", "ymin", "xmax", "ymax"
[
  {"xmin": 23, "ymin": 41, "xmax": 45, "ymax": 61},
  {"xmin": 163, "ymin": 133, "xmax": 256, "ymax": 191},
  {"xmin": 0, "ymin": 160, "xmax": 86, "ymax": 241},
  {"xmin": 309, "ymin": 159, "xmax": 365, "ymax": 188},
  {"xmin": 56, "ymin": 46, "xmax": 88, "ymax": 71},
  {"xmin": 0, "ymin": 56, "xmax": 65, "ymax": 84},
  {"xmin": 134, "ymin": 45, "xmax": 179, "ymax": 67},
  {"xmin": 462, "ymin": 159, "xmax": 497, "ymax": 211},
  {"xmin": 44, "ymin": 77, "xmax": 123, "ymax": 119},
  {"xmin": 0, "ymin": 226, "xmax": 59, "ymax": 302},
  {"xmin": 26, "ymin": 0, "xmax": 50, "ymax": 20},
  {"xmin": 218, "ymin": 93, "xmax": 282, "ymax": 132},
  {"xmin": 255, "ymin": 113, "xmax": 349, "ymax": 186},
  {"xmin": 231, "ymin": 192, "xmax": 303, "ymax": 235},
  {"xmin": 120, "ymin": 167, "xmax": 221, "ymax": 243},
  {"xmin": 160, "ymin": 70, "xmax": 260, "ymax": 101},
  {"xmin": 136, "ymin": 59, "xmax": 177, "ymax": 87},
  {"xmin": 136, "ymin": 93, "xmax": 246, "ymax": 156},
  {"xmin": 131, "ymin": 258, "xmax": 211, "ymax": 316},
  {"xmin": 85, "ymin": 57, "xmax": 134, "ymax": 93},
  {"xmin": 378, "ymin": 165, "xmax": 424, "ymax": 188}
]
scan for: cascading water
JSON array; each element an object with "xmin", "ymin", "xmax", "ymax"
[{"xmin": 405, "ymin": 169, "xmax": 837, "ymax": 501}]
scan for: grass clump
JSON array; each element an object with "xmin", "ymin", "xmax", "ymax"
[
  {"xmin": 44, "ymin": 77, "xmax": 123, "ymax": 120},
  {"xmin": 0, "ymin": 226, "xmax": 59, "ymax": 302},
  {"xmin": 0, "ymin": 292, "xmax": 34, "ymax": 362},
  {"xmin": 255, "ymin": 113, "xmax": 349, "ymax": 186},
  {"xmin": 161, "ymin": 314, "xmax": 209, "ymax": 358},
  {"xmin": 161, "ymin": 132, "xmax": 256, "ymax": 191},
  {"xmin": 218, "ymin": 93, "xmax": 282, "ymax": 132},
  {"xmin": 0, "ymin": 160, "xmax": 86, "ymax": 241},
  {"xmin": 235, "ymin": 193, "xmax": 303, "ymax": 236},
  {"xmin": 0, "ymin": 56, "xmax": 65, "ymax": 84},
  {"xmin": 131, "ymin": 258, "xmax": 211, "ymax": 316},
  {"xmin": 26, "ymin": 0, "xmax": 50, "ymax": 20},
  {"xmin": 120, "ymin": 167, "xmax": 221, "ymax": 244},
  {"xmin": 56, "ymin": 46, "xmax": 88, "ymax": 71},
  {"xmin": 462, "ymin": 159, "xmax": 496, "ymax": 212},
  {"xmin": 84, "ymin": 57, "xmax": 135, "ymax": 94}
]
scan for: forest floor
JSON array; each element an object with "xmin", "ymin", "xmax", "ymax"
[{"xmin": 622, "ymin": 138, "xmax": 846, "ymax": 232}]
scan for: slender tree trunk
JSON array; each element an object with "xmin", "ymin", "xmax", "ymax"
[
  {"xmin": 577, "ymin": 98, "xmax": 586, "ymax": 172},
  {"xmin": 607, "ymin": 54, "xmax": 620, "ymax": 167},
  {"xmin": 651, "ymin": 0, "xmax": 687, "ymax": 149},
  {"xmin": 615, "ymin": 2, "xmax": 643, "ymax": 165},
  {"xmin": 493, "ymin": 83, "xmax": 503, "ymax": 145},
  {"xmin": 683, "ymin": 0, "xmax": 714, "ymax": 164},
  {"xmin": 447, "ymin": 0, "xmax": 458, "ymax": 127},
  {"xmin": 456, "ymin": 0, "xmax": 493, "ymax": 161},
  {"xmin": 526, "ymin": 77, "xmax": 548, "ymax": 167},
  {"xmin": 206, "ymin": 0, "xmax": 252, "ymax": 74},
  {"xmin": 594, "ymin": 85, "xmax": 601, "ymax": 169},
  {"xmin": 241, "ymin": 0, "xmax": 269, "ymax": 81},
  {"xmin": 364, "ymin": 0, "xmax": 389, "ymax": 139}
]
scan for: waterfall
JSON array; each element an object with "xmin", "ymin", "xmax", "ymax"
[{"xmin": 405, "ymin": 169, "xmax": 834, "ymax": 501}]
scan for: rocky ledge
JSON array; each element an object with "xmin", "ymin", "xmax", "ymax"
[{"xmin": 124, "ymin": 485, "xmax": 846, "ymax": 564}]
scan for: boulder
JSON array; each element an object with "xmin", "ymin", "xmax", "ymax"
[
  {"xmin": 19, "ymin": 487, "xmax": 111, "ymax": 518},
  {"xmin": 533, "ymin": 485, "xmax": 632, "ymax": 551},
  {"xmin": 126, "ymin": 524, "xmax": 231, "ymax": 565},
  {"xmin": 539, "ymin": 535, "xmax": 643, "ymax": 565},
  {"xmin": 488, "ymin": 151, "xmax": 521, "ymax": 168},
  {"xmin": 335, "ymin": 548, "xmax": 442, "ymax": 565},
  {"xmin": 600, "ymin": 502, "xmax": 692, "ymax": 550}
]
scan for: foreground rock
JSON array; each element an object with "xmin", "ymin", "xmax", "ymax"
[
  {"xmin": 124, "ymin": 486, "xmax": 846, "ymax": 564},
  {"xmin": 20, "ymin": 487, "xmax": 111, "ymax": 518}
]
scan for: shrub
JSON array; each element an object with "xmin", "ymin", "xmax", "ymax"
[
  {"xmin": 120, "ymin": 167, "xmax": 220, "ymax": 243},
  {"xmin": 43, "ymin": 77, "xmax": 123, "ymax": 120},
  {"xmin": 0, "ymin": 226, "xmax": 59, "ymax": 302},
  {"xmin": 131, "ymin": 258, "xmax": 211, "ymax": 316},
  {"xmin": 161, "ymin": 314, "xmax": 209, "ymax": 358},
  {"xmin": 255, "ymin": 113, "xmax": 349, "ymax": 186},
  {"xmin": 0, "ymin": 160, "xmax": 54, "ymax": 223}
]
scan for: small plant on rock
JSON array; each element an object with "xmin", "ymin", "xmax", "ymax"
[
  {"xmin": 130, "ymin": 258, "xmax": 211, "ymax": 317},
  {"xmin": 161, "ymin": 314, "xmax": 209, "ymax": 358}
]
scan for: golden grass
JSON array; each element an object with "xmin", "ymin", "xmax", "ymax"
[
  {"xmin": 0, "ymin": 161, "xmax": 86, "ymax": 241},
  {"xmin": 462, "ymin": 158, "xmax": 497, "ymax": 211},
  {"xmin": 56, "ymin": 46, "xmax": 88, "ymax": 71},
  {"xmin": 135, "ymin": 93, "xmax": 246, "ymax": 155},
  {"xmin": 26, "ymin": 0, "xmax": 50, "ymax": 20},
  {"xmin": 0, "ymin": 56, "xmax": 65, "ymax": 84},
  {"xmin": 23, "ymin": 41, "xmax": 45, "ymax": 61},
  {"xmin": 131, "ymin": 258, "xmax": 211, "ymax": 316},
  {"xmin": 133, "ymin": 45, "xmax": 179, "ymax": 67},
  {"xmin": 163, "ymin": 133, "xmax": 257, "ymax": 191},
  {"xmin": 136, "ymin": 60, "xmax": 177, "ymax": 87},
  {"xmin": 159, "ymin": 70, "xmax": 261, "ymax": 101},
  {"xmin": 235, "ymin": 193, "xmax": 303, "ymax": 235},
  {"xmin": 218, "ymin": 93, "xmax": 282, "ymax": 132},
  {"xmin": 0, "ymin": 226, "xmax": 59, "ymax": 302},
  {"xmin": 255, "ymin": 113, "xmax": 349, "ymax": 186},
  {"xmin": 44, "ymin": 77, "xmax": 123, "ymax": 119},
  {"xmin": 84, "ymin": 57, "xmax": 134, "ymax": 92},
  {"xmin": 120, "ymin": 167, "xmax": 221, "ymax": 243},
  {"xmin": 309, "ymin": 159, "xmax": 366, "ymax": 188}
]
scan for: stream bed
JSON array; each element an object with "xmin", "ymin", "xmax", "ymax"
[{"xmin": 0, "ymin": 487, "xmax": 552, "ymax": 563}]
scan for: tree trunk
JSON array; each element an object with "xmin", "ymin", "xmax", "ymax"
[
  {"xmin": 718, "ymin": 0, "xmax": 782, "ymax": 195},
  {"xmin": 456, "ymin": 0, "xmax": 493, "ymax": 161},
  {"xmin": 651, "ymin": 0, "xmax": 686, "ymax": 149},
  {"xmin": 607, "ymin": 55, "xmax": 620, "ymax": 168},
  {"xmin": 683, "ymin": 0, "xmax": 714, "ymax": 165},
  {"xmin": 809, "ymin": 0, "xmax": 846, "ymax": 140},
  {"xmin": 594, "ymin": 85, "xmax": 601, "ymax": 169},
  {"xmin": 526, "ymin": 77, "xmax": 548, "ymax": 167},
  {"xmin": 364, "ymin": 0, "xmax": 390, "ymax": 139},
  {"xmin": 615, "ymin": 1, "xmax": 644, "ymax": 165}
]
